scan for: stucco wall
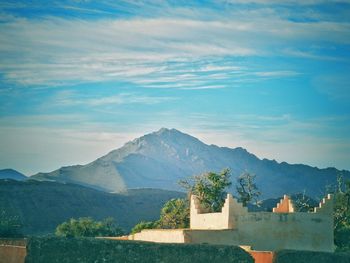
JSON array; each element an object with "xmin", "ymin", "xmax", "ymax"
[
  {"xmin": 190, "ymin": 194, "xmax": 247, "ymax": 230},
  {"xmin": 184, "ymin": 229, "xmax": 238, "ymax": 245},
  {"xmin": 130, "ymin": 229, "xmax": 186, "ymax": 243},
  {"xmin": 235, "ymin": 211, "xmax": 334, "ymax": 252},
  {"xmin": 0, "ymin": 239, "xmax": 27, "ymax": 263},
  {"xmin": 131, "ymin": 194, "xmax": 334, "ymax": 252}
]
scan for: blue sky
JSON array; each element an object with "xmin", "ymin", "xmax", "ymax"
[{"xmin": 0, "ymin": 0, "xmax": 349, "ymax": 175}]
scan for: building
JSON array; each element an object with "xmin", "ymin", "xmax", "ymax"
[{"xmin": 126, "ymin": 193, "xmax": 334, "ymax": 261}]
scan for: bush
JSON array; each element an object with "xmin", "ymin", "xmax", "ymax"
[
  {"xmin": 0, "ymin": 211, "xmax": 23, "ymax": 237},
  {"xmin": 25, "ymin": 236, "xmax": 254, "ymax": 263},
  {"xmin": 335, "ymin": 227, "xmax": 350, "ymax": 251},
  {"xmin": 55, "ymin": 217, "xmax": 123, "ymax": 237},
  {"xmin": 273, "ymin": 250, "xmax": 350, "ymax": 263},
  {"xmin": 131, "ymin": 221, "xmax": 158, "ymax": 234}
]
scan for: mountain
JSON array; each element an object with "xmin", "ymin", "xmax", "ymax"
[
  {"xmin": 0, "ymin": 179, "xmax": 184, "ymax": 235},
  {"xmin": 31, "ymin": 128, "xmax": 350, "ymax": 198},
  {"xmin": 0, "ymin": 169, "xmax": 27, "ymax": 180}
]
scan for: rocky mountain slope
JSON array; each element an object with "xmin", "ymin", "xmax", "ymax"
[{"xmin": 31, "ymin": 128, "xmax": 350, "ymax": 198}]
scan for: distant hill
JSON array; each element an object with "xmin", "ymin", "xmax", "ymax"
[
  {"xmin": 0, "ymin": 179, "xmax": 184, "ymax": 235},
  {"xmin": 31, "ymin": 128, "xmax": 350, "ymax": 199},
  {"xmin": 0, "ymin": 169, "xmax": 26, "ymax": 180}
]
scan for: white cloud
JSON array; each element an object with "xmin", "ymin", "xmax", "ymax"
[
  {"xmin": 223, "ymin": 0, "xmax": 350, "ymax": 5},
  {"xmin": 0, "ymin": 14, "xmax": 348, "ymax": 87},
  {"xmin": 85, "ymin": 93, "xmax": 177, "ymax": 106},
  {"xmin": 255, "ymin": 71, "xmax": 300, "ymax": 77}
]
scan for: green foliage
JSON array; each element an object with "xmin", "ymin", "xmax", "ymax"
[
  {"xmin": 273, "ymin": 250, "xmax": 350, "ymax": 263},
  {"xmin": 324, "ymin": 173, "xmax": 350, "ymax": 251},
  {"xmin": 236, "ymin": 172, "xmax": 261, "ymax": 206},
  {"xmin": 55, "ymin": 217, "xmax": 124, "ymax": 238},
  {"xmin": 335, "ymin": 227, "xmax": 350, "ymax": 252},
  {"xmin": 334, "ymin": 180, "xmax": 350, "ymax": 230},
  {"xmin": 131, "ymin": 221, "xmax": 159, "ymax": 234},
  {"xmin": 25, "ymin": 236, "xmax": 254, "ymax": 263},
  {"xmin": 333, "ymin": 176, "xmax": 350, "ymax": 251},
  {"xmin": 131, "ymin": 198, "xmax": 189, "ymax": 233},
  {"xmin": 179, "ymin": 168, "xmax": 232, "ymax": 212},
  {"xmin": 0, "ymin": 210, "xmax": 23, "ymax": 237},
  {"xmin": 0, "ymin": 180, "xmax": 184, "ymax": 236},
  {"xmin": 293, "ymin": 191, "xmax": 315, "ymax": 212},
  {"xmin": 159, "ymin": 198, "xmax": 189, "ymax": 229}
]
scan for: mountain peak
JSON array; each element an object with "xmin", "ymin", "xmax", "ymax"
[
  {"xmin": 30, "ymin": 128, "xmax": 350, "ymax": 198},
  {"xmin": 154, "ymin": 128, "xmax": 185, "ymax": 136}
]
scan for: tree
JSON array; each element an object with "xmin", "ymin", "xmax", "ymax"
[
  {"xmin": 236, "ymin": 172, "xmax": 261, "ymax": 206},
  {"xmin": 0, "ymin": 211, "xmax": 23, "ymax": 237},
  {"xmin": 131, "ymin": 221, "xmax": 159, "ymax": 234},
  {"xmin": 158, "ymin": 198, "xmax": 189, "ymax": 229},
  {"xmin": 293, "ymin": 191, "xmax": 314, "ymax": 212},
  {"xmin": 179, "ymin": 168, "xmax": 232, "ymax": 212},
  {"xmin": 328, "ymin": 173, "xmax": 350, "ymax": 251},
  {"xmin": 334, "ymin": 180, "xmax": 350, "ymax": 230},
  {"xmin": 55, "ymin": 217, "xmax": 124, "ymax": 237}
]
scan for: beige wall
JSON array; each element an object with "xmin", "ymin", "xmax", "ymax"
[
  {"xmin": 190, "ymin": 194, "xmax": 247, "ymax": 230},
  {"xmin": 0, "ymin": 245, "xmax": 26, "ymax": 263},
  {"xmin": 235, "ymin": 211, "xmax": 334, "ymax": 252},
  {"xmin": 128, "ymin": 194, "xmax": 334, "ymax": 252},
  {"xmin": 130, "ymin": 229, "xmax": 186, "ymax": 243}
]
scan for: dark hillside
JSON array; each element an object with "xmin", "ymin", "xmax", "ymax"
[
  {"xmin": 0, "ymin": 169, "xmax": 26, "ymax": 180},
  {"xmin": 0, "ymin": 179, "xmax": 184, "ymax": 235}
]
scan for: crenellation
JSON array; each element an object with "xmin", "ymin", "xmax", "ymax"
[
  {"xmin": 131, "ymin": 193, "xmax": 334, "ymax": 253},
  {"xmin": 273, "ymin": 195, "xmax": 295, "ymax": 213},
  {"xmin": 314, "ymin": 194, "xmax": 333, "ymax": 214}
]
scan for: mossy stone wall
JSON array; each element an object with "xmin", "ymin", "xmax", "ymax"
[
  {"xmin": 273, "ymin": 250, "xmax": 350, "ymax": 263},
  {"xmin": 25, "ymin": 237, "xmax": 253, "ymax": 263}
]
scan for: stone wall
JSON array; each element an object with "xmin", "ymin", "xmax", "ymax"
[{"xmin": 25, "ymin": 237, "xmax": 253, "ymax": 263}]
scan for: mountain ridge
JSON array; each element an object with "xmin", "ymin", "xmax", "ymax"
[
  {"xmin": 0, "ymin": 169, "xmax": 27, "ymax": 181},
  {"xmin": 31, "ymin": 128, "xmax": 350, "ymax": 198}
]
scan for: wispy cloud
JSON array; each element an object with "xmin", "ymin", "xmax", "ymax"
[
  {"xmin": 255, "ymin": 71, "xmax": 300, "ymax": 77},
  {"xmin": 0, "ymin": 13, "xmax": 347, "ymax": 88}
]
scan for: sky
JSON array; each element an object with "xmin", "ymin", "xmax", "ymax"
[{"xmin": 0, "ymin": 0, "xmax": 349, "ymax": 175}]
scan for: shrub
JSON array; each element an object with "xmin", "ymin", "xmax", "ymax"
[
  {"xmin": 273, "ymin": 250, "xmax": 350, "ymax": 263},
  {"xmin": 25, "ymin": 236, "xmax": 254, "ymax": 263},
  {"xmin": 55, "ymin": 217, "xmax": 123, "ymax": 237},
  {"xmin": 0, "ymin": 211, "xmax": 23, "ymax": 237}
]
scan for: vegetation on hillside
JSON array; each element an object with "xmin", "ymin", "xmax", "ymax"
[
  {"xmin": 0, "ymin": 179, "xmax": 184, "ymax": 235},
  {"xmin": 0, "ymin": 210, "xmax": 23, "ymax": 237},
  {"xmin": 55, "ymin": 217, "xmax": 124, "ymax": 237}
]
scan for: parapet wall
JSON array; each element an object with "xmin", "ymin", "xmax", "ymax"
[
  {"xmin": 189, "ymin": 193, "xmax": 334, "ymax": 252},
  {"xmin": 129, "ymin": 194, "xmax": 334, "ymax": 253},
  {"xmin": 190, "ymin": 194, "xmax": 247, "ymax": 230},
  {"xmin": 130, "ymin": 229, "xmax": 186, "ymax": 243}
]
